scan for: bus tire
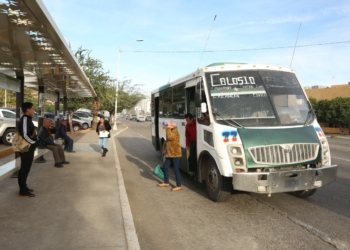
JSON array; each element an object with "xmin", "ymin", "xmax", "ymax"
[
  {"xmin": 205, "ymin": 159, "xmax": 231, "ymax": 202},
  {"xmin": 290, "ymin": 189, "xmax": 317, "ymax": 198}
]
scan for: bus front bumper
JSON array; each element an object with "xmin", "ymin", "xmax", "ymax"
[{"xmin": 232, "ymin": 165, "xmax": 337, "ymax": 194}]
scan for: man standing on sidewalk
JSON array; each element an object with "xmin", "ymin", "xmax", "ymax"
[
  {"xmin": 56, "ymin": 120, "xmax": 75, "ymax": 153},
  {"xmin": 185, "ymin": 113, "xmax": 197, "ymax": 177},
  {"xmin": 18, "ymin": 102, "xmax": 38, "ymax": 197}
]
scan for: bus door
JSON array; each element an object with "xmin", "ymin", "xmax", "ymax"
[
  {"xmin": 185, "ymin": 86, "xmax": 196, "ymax": 173},
  {"xmin": 152, "ymin": 96, "xmax": 160, "ymax": 151}
]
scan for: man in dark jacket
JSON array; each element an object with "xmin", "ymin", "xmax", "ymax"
[
  {"xmin": 18, "ymin": 102, "xmax": 38, "ymax": 197},
  {"xmin": 55, "ymin": 120, "xmax": 75, "ymax": 152},
  {"xmin": 38, "ymin": 118, "xmax": 69, "ymax": 168},
  {"xmin": 185, "ymin": 113, "xmax": 197, "ymax": 177}
]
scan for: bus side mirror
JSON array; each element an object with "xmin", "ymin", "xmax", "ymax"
[{"xmin": 201, "ymin": 103, "xmax": 207, "ymax": 113}]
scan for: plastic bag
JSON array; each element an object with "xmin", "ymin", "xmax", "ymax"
[{"xmin": 153, "ymin": 164, "xmax": 164, "ymax": 179}]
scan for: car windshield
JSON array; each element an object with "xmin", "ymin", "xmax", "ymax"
[{"xmin": 206, "ymin": 70, "xmax": 313, "ymax": 127}]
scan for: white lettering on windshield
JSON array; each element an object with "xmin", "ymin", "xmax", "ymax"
[{"xmin": 210, "ymin": 73, "xmax": 255, "ymax": 87}]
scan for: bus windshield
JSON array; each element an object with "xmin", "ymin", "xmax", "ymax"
[{"xmin": 205, "ymin": 70, "xmax": 314, "ymax": 127}]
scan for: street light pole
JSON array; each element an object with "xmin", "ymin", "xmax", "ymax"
[{"xmin": 113, "ymin": 39, "xmax": 143, "ymax": 130}]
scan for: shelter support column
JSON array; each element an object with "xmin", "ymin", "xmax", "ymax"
[
  {"xmin": 55, "ymin": 92, "xmax": 60, "ymax": 128},
  {"xmin": 12, "ymin": 74, "xmax": 24, "ymax": 177},
  {"xmin": 35, "ymin": 84, "xmax": 45, "ymax": 163},
  {"xmin": 63, "ymin": 96, "xmax": 67, "ymax": 118}
]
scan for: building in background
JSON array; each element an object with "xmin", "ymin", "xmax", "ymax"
[
  {"xmin": 134, "ymin": 97, "xmax": 151, "ymax": 115},
  {"xmin": 305, "ymin": 83, "xmax": 350, "ymax": 101}
]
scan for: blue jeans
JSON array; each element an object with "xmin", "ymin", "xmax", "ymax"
[
  {"xmin": 98, "ymin": 137, "xmax": 109, "ymax": 149},
  {"xmin": 163, "ymin": 158, "xmax": 181, "ymax": 187}
]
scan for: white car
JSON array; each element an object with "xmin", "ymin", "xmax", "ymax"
[
  {"xmin": 0, "ymin": 108, "xmax": 38, "ymax": 145},
  {"xmin": 72, "ymin": 114, "xmax": 91, "ymax": 130}
]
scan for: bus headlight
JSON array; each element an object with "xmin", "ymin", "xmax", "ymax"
[
  {"xmin": 234, "ymin": 158, "xmax": 243, "ymax": 166},
  {"xmin": 228, "ymin": 145, "xmax": 246, "ymax": 171},
  {"xmin": 231, "ymin": 147, "xmax": 242, "ymax": 155}
]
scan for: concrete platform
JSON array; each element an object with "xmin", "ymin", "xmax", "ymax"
[{"xmin": 0, "ymin": 127, "xmax": 139, "ymax": 250}]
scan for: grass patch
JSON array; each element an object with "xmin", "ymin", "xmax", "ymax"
[{"xmin": 330, "ymin": 134, "xmax": 337, "ymax": 138}]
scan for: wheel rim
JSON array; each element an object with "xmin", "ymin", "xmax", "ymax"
[
  {"xmin": 83, "ymin": 124, "xmax": 88, "ymax": 129},
  {"xmin": 73, "ymin": 126, "xmax": 79, "ymax": 132},
  {"xmin": 6, "ymin": 132, "xmax": 16, "ymax": 143},
  {"xmin": 207, "ymin": 164, "xmax": 219, "ymax": 192}
]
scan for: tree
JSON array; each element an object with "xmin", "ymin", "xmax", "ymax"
[
  {"xmin": 117, "ymin": 79, "xmax": 145, "ymax": 112},
  {"xmin": 314, "ymin": 99, "xmax": 331, "ymax": 123},
  {"xmin": 328, "ymin": 97, "xmax": 350, "ymax": 134},
  {"xmin": 71, "ymin": 47, "xmax": 116, "ymax": 129},
  {"xmin": 309, "ymin": 98, "xmax": 318, "ymax": 111}
]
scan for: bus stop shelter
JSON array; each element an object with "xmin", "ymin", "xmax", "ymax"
[{"xmin": 0, "ymin": 0, "xmax": 96, "ymax": 117}]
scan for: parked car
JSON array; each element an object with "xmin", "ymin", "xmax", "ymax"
[
  {"xmin": 130, "ymin": 114, "xmax": 136, "ymax": 121},
  {"xmin": 58, "ymin": 119, "xmax": 83, "ymax": 132},
  {"xmin": 146, "ymin": 116, "xmax": 151, "ymax": 121},
  {"xmin": 75, "ymin": 111, "xmax": 92, "ymax": 117},
  {"xmin": 72, "ymin": 113, "xmax": 92, "ymax": 129},
  {"xmin": 0, "ymin": 108, "xmax": 38, "ymax": 145}
]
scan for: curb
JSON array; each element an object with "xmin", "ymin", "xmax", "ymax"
[
  {"xmin": 0, "ymin": 147, "xmax": 13, "ymax": 158},
  {"xmin": 112, "ymin": 127, "xmax": 140, "ymax": 250}
]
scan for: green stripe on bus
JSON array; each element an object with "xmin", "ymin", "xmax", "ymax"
[
  {"xmin": 206, "ymin": 62, "xmax": 247, "ymax": 67},
  {"xmin": 159, "ymin": 83, "xmax": 171, "ymax": 91}
]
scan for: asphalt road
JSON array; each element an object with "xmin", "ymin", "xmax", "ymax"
[{"xmin": 115, "ymin": 120, "xmax": 349, "ymax": 250}]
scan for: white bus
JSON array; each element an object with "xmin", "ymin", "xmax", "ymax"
[{"xmin": 151, "ymin": 62, "xmax": 337, "ymax": 202}]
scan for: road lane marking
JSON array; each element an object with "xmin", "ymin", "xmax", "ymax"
[
  {"xmin": 112, "ymin": 128, "xmax": 140, "ymax": 250},
  {"xmin": 332, "ymin": 157, "xmax": 350, "ymax": 162}
]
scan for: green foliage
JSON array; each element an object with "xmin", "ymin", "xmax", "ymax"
[
  {"xmin": 117, "ymin": 79, "xmax": 145, "ymax": 113},
  {"xmin": 68, "ymin": 47, "xmax": 144, "ymax": 113},
  {"xmin": 315, "ymin": 99, "xmax": 331, "ymax": 123},
  {"xmin": 328, "ymin": 97, "xmax": 350, "ymax": 134},
  {"xmin": 312, "ymin": 97, "xmax": 350, "ymax": 134},
  {"xmin": 309, "ymin": 98, "xmax": 317, "ymax": 111}
]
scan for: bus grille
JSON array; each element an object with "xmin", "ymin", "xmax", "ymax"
[{"xmin": 248, "ymin": 143, "xmax": 319, "ymax": 164}]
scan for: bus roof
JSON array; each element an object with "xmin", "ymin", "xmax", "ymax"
[{"xmin": 151, "ymin": 63, "xmax": 294, "ymax": 94}]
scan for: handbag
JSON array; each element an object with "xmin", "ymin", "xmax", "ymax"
[
  {"xmin": 12, "ymin": 132, "xmax": 31, "ymax": 153},
  {"xmin": 153, "ymin": 164, "xmax": 164, "ymax": 179}
]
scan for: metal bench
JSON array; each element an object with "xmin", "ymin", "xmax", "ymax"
[
  {"xmin": 0, "ymin": 139, "xmax": 64, "ymax": 181},
  {"xmin": 0, "ymin": 148, "xmax": 49, "ymax": 181}
]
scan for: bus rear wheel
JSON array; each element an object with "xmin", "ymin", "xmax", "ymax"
[
  {"xmin": 290, "ymin": 189, "xmax": 317, "ymax": 198},
  {"xmin": 205, "ymin": 159, "xmax": 231, "ymax": 202}
]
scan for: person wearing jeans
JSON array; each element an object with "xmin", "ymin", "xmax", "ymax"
[
  {"xmin": 158, "ymin": 121, "xmax": 182, "ymax": 191},
  {"xmin": 96, "ymin": 117, "xmax": 111, "ymax": 157}
]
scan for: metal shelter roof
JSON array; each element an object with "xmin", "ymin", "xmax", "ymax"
[{"xmin": 0, "ymin": 0, "xmax": 96, "ymax": 98}]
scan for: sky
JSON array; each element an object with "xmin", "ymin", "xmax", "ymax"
[{"xmin": 41, "ymin": 0, "xmax": 350, "ymax": 95}]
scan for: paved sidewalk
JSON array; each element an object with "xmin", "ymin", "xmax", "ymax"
[{"xmin": 0, "ymin": 125, "xmax": 139, "ymax": 250}]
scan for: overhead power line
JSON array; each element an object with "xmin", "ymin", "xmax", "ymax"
[{"xmin": 123, "ymin": 40, "xmax": 350, "ymax": 54}]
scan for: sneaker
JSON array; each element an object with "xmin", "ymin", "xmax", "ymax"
[
  {"xmin": 157, "ymin": 183, "xmax": 170, "ymax": 187},
  {"xmin": 172, "ymin": 186, "xmax": 182, "ymax": 191}
]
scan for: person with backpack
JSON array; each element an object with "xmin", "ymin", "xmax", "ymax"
[{"xmin": 18, "ymin": 102, "xmax": 39, "ymax": 197}]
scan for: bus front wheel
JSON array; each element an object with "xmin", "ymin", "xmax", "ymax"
[{"xmin": 205, "ymin": 159, "xmax": 231, "ymax": 202}]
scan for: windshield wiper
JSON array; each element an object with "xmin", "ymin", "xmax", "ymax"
[
  {"xmin": 212, "ymin": 110, "xmax": 243, "ymax": 128},
  {"xmin": 304, "ymin": 109, "xmax": 315, "ymax": 126}
]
